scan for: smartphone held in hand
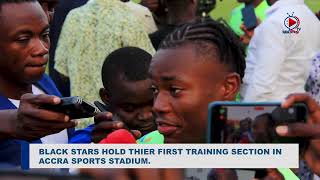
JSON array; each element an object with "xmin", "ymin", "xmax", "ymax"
[
  {"xmin": 208, "ymin": 102, "xmax": 308, "ymax": 144},
  {"xmin": 242, "ymin": 4, "xmax": 258, "ymax": 30},
  {"xmin": 42, "ymin": 96, "xmax": 99, "ymax": 119}
]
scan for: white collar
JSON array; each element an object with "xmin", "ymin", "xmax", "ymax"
[{"xmin": 266, "ymin": 0, "xmax": 304, "ymax": 16}]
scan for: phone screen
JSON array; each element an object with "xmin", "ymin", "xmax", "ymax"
[{"xmin": 209, "ymin": 103, "xmax": 307, "ymax": 144}]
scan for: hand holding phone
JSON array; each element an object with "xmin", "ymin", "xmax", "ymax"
[
  {"xmin": 241, "ymin": 4, "xmax": 258, "ymax": 30},
  {"xmin": 14, "ymin": 94, "xmax": 77, "ymax": 141},
  {"xmin": 276, "ymin": 94, "xmax": 320, "ymax": 138},
  {"xmin": 41, "ymin": 96, "xmax": 99, "ymax": 119},
  {"xmin": 92, "ymin": 101, "xmax": 141, "ymax": 143},
  {"xmin": 208, "ymin": 102, "xmax": 308, "ymax": 144},
  {"xmin": 207, "ymin": 94, "xmax": 320, "ymax": 180}
]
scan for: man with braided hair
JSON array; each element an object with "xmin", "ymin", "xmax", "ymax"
[
  {"xmin": 150, "ymin": 17, "xmax": 246, "ymax": 143},
  {"xmin": 148, "ymin": 17, "xmax": 320, "ymax": 179},
  {"xmin": 240, "ymin": 0, "xmax": 320, "ymax": 102},
  {"xmin": 149, "ymin": 17, "xmax": 246, "ymax": 179}
]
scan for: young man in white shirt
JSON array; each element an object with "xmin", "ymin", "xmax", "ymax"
[{"xmin": 240, "ymin": 0, "xmax": 320, "ymax": 101}]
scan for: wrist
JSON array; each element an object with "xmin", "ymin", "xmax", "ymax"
[
  {"xmin": 8, "ymin": 110, "xmax": 18, "ymax": 139},
  {"xmin": 0, "ymin": 110, "xmax": 19, "ymax": 140}
]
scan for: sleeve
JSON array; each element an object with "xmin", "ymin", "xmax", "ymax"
[
  {"xmin": 121, "ymin": 16, "xmax": 156, "ymax": 56},
  {"xmin": 53, "ymin": 10, "xmax": 79, "ymax": 77},
  {"xmin": 243, "ymin": 20, "xmax": 286, "ymax": 101},
  {"xmin": 69, "ymin": 124, "xmax": 94, "ymax": 143},
  {"xmin": 144, "ymin": 9, "xmax": 158, "ymax": 34}
]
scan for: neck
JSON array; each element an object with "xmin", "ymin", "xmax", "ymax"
[
  {"xmin": 245, "ymin": 0, "xmax": 263, "ymax": 7},
  {"xmin": 0, "ymin": 76, "xmax": 32, "ymax": 100},
  {"xmin": 253, "ymin": 0, "xmax": 263, "ymax": 7},
  {"xmin": 167, "ymin": 11, "xmax": 196, "ymax": 25},
  {"xmin": 304, "ymin": 144, "xmax": 320, "ymax": 176}
]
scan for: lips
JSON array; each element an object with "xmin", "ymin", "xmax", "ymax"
[
  {"xmin": 26, "ymin": 56, "xmax": 48, "ymax": 68},
  {"xmin": 136, "ymin": 122, "xmax": 157, "ymax": 131},
  {"xmin": 25, "ymin": 60, "xmax": 47, "ymax": 73},
  {"xmin": 26, "ymin": 64, "xmax": 46, "ymax": 68},
  {"xmin": 26, "ymin": 61, "xmax": 47, "ymax": 67},
  {"xmin": 156, "ymin": 120, "xmax": 180, "ymax": 136}
]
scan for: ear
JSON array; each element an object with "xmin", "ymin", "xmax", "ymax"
[
  {"xmin": 99, "ymin": 88, "xmax": 110, "ymax": 105},
  {"xmin": 222, "ymin": 73, "xmax": 241, "ymax": 101}
]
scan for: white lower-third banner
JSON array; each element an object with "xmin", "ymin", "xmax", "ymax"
[{"xmin": 21, "ymin": 144, "xmax": 299, "ymax": 169}]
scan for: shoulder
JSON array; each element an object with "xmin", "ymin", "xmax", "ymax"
[
  {"xmin": 231, "ymin": 4, "xmax": 244, "ymax": 15},
  {"xmin": 38, "ymin": 74, "xmax": 56, "ymax": 86},
  {"xmin": 37, "ymin": 74, "xmax": 62, "ymax": 97},
  {"xmin": 64, "ymin": 1, "xmax": 97, "ymax": 23},
  {"xmin": 66, "ymin": 4, "xmax": 86, "ymax": 17},
  {"xmin": 126, "ymin": 1, "xmax": 149, "ymax": 12},
  {"xmin": 127, "ymin": 2, "xmax": 153, "ymax": 18}
]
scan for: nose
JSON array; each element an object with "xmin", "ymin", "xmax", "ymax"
[
  {"xmin": 137, "ymin": 106, "xmax": 154, "ymax": 121},
  {"xmin": 31, "ymin": 38, "xmax": 49, "ymax": 57},
  {"xmin": 153, "ymin": 92, "xmax": 171, "ymax": 115}
]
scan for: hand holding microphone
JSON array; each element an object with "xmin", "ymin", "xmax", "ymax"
[{"xmin": 92, "ymin": 101, "xmax": 141, "ymax": 143}]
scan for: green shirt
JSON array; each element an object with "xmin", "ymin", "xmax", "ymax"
[
  {"xmin": 277, "ymin": 168, "xmax": 299, "ymax": 180},
  {"xmin": 229, "ymin": 1, "xmax": 269, "ymax": 36},
  {"xmin": 54, "ymin": 0, "xmax": 155, "ymax": 127}
]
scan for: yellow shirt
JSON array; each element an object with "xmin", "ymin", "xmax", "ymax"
[{"xmin": 54, "ymin": 0, "xmax": 155, "ymax": 127}]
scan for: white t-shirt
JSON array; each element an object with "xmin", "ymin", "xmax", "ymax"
[
  {"xmin": 8, "ymin": 85, "xmax": 68, "ymax": 144},
  {"xmin": 240, "ymin": 0, "xmax": 320, "ymax": 101}
]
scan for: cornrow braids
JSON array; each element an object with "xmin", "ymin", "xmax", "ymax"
[{"xmin": 159, "ymin": 18, "xmax": 246, "ymax": 80}]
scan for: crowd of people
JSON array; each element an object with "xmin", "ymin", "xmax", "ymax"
[{"xmin": 0, "ymin": 0, "xmax": 319, "ymax": 179}]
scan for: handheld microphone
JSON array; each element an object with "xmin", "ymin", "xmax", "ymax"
[{"xmin": 99, "ymin": 129, "xmax": 136, "ymax": 144}]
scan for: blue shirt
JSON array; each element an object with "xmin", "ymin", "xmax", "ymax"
[
  {"xmin": 0, "ymin": 74, "xmax": 74, "ymax": 167},
  {"xmin": 69, "ymin": 124, "xmax": 94, "ymax": 143}
]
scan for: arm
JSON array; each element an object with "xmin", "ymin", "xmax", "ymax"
[
  {"xmin": 0, "ymin": 110, "xmax": 18, "ymax": 140},
  {"xmin": 276, "ymin": 93, "xmax": 320, "ymax": 176},
  {"xmin": 0, "ymin": 94, "xmax": 77, "ymax": 142}
]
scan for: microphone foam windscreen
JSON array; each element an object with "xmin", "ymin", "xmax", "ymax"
[{"xmin": 99, "ymin": 129, "xmax": 136, "ymax": 144}]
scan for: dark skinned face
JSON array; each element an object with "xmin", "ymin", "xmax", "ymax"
[
  {"xmin": 150, "ymin": 44, "xmax": 240, "ymax": 143},
  {"xmin": 0, "ymin": 2, "xmax": 50, "ymax": 84},
  {"xmin": 100, "ymin": 77, "xmax": 157, "ymax": 136}
]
